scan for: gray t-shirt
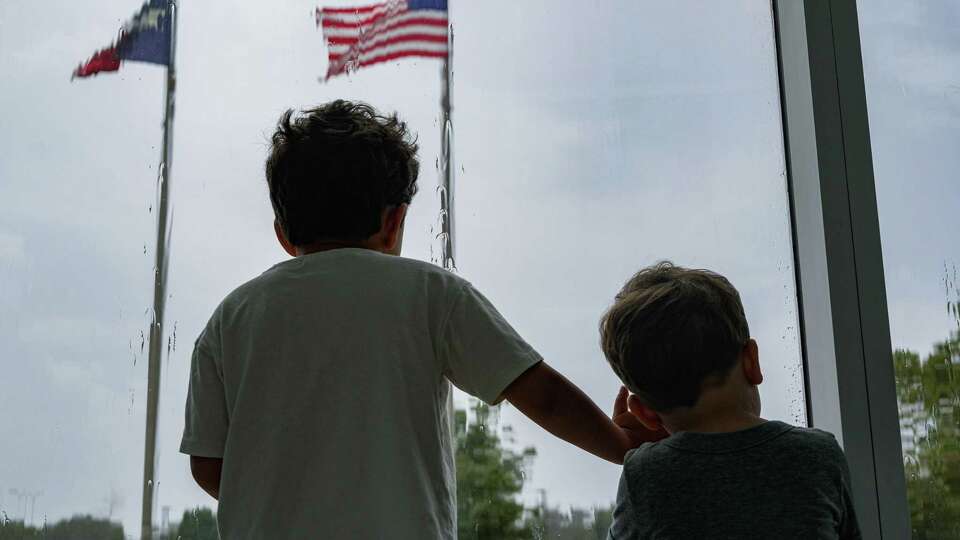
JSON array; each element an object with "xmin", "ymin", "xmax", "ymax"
[
  {"xmin": 608, "ymin": 420, "xmax": 862, "ymax": 539},
  {"xmin": 180, "ymin": 248, "xmax": 542, "ymax": 539}
]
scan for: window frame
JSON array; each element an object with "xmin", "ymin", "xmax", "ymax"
[{"xmin": 774, "ymin": 0, "xmax": 910, "ymax": 537}]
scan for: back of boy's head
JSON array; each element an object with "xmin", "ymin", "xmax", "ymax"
[
  {"xmin": 265, "ymin": 100, "xmax": 420, "ymax": 246},
  {"xmin": 600, "ymin": 261, "xmax": 750, "ymax": 412}
]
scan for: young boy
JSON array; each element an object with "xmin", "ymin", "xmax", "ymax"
[
  {"xmin": 600, "ymin": 262, "xmax": 862, "ymax": 539},
  {"xmin": 180, "ymin": 100, "xmax": 656, "ymax": 539}
]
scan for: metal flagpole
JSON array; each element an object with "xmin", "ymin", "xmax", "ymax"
[
  {"xmin": 141, "ymin": 1, "xmax": 178, "ymax": 539},
  {"xmin": 440, "ymin": 8, "xmax": 457, "ymax": 451},
  {"xmin": 440, "ymin": 24, "xmax": 455, "ymax": 270}
]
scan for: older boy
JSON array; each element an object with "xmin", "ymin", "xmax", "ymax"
[
  {"xmin": 180, "ymin": 100, "xmax": 656, "ymax": 539},
  {"xmin": 600, "ymin": 262, "xmax": 862, "ymax": 539}
]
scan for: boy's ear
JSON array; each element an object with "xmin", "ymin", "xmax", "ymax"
[
  {"xmin": 742, "ymin": 338, "xmax": 763, "ymax": 386},
  {"xmin": 627, "ymin": 394, "xmax": 664, "ymax": 433},
  {"xmin": 381, "ymin": 204, "xmax": 408, "ymax": 255},
  {"xmin": 274, "ymin": 220, "xmax": 297, "ymax": 257}
]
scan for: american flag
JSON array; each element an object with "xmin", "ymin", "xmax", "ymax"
[{"xmin": 317, "ymin": 0, "xmax": 448, "ymax": 80}]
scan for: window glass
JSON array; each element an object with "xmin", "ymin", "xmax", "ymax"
[
  {"xmin": 0, "ymin": 1, "xmax": 803, "ymax": 536},
  {"xmin": 1, "ymin": 2, "xmax": 442, "ymax": 534},
  {"xmin": 452, "ymin": 2, "xmax": 802, "ymax": 528},
  {"xmin": 859, "ymin": 2, "xmax": 960, "ymax": 537}
]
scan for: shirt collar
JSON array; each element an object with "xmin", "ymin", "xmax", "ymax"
[{"xmin": 662, "ymin": 420, "xmax": 796, "ymax": 454}]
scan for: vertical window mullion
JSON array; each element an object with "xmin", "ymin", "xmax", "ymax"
[{"xmin": 773, "ymin": 1, "xmax": 910, "ymax": 538}]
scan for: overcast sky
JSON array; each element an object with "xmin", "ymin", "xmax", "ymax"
[{"xmin": 0, "ymin": 0, "xmax": 956, "ymax": 535}]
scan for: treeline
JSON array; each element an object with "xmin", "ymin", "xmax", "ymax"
[
  {"xmin": 0, "ymin": 509, "xmax": 218, "ymax": 540},
  {"xmin": 455, "ymin": 402, "xmax": 614, "ymax": 539},
  {"xmin": 895, "ymin": 331, "xmax": 960, "ymax": 539},
  {"xmin": 0, "ymin": 515, "xmax": 123, "ymax": 540},
  {"xmin": 158, "ymin": 508, "xmax": 217, "ymax": 540}
]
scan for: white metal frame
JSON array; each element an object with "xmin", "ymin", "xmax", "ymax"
[{"xmin": 774, "ymin": 1, "xmax": 910, "ymax": 537}]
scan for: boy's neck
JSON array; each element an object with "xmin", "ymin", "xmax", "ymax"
[
  {"xmin": 295, "ymin": 239, "xmax": 378, "ymax": 256},
  {"xmin": 661, "ymin": 384, "xmax": 765, "ymax": 435},
  {"xmin": 664, "ymin": 411, "xmax": 765, "ymax": 434}
]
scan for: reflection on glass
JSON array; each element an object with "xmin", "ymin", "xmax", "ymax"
[
  {"xmin": 0, "ymin": 1, "xmax": 803, "ymax": 537},
  {"xmin": 859, "ymin": 1, "xmax": 960, "ymax": 537}
]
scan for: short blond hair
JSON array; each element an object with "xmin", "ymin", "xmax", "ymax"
[{"xmin": 599, "ymin": 261, "xmax": 750, "ymax": 412}]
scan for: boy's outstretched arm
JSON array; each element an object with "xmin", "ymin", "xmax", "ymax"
[{"xmin": 501, "ymin": 361, "xmax": 662, "ymax": 465}]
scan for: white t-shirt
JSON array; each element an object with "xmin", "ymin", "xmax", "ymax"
[{"xmin": 180, "ymin": 248, "xmax": 542, "ymax": 539}]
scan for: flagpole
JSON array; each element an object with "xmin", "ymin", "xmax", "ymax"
[
  {"xmin": 141, "ymin": 1, "xmax": 178, "ymax": 539},
  {"xmin": 440, "ymin": 7, "xmax": 458, "ymax": 450},
  {"xmin": 440, "ymin": 24, "xmax": 455, "ymax": 270}
]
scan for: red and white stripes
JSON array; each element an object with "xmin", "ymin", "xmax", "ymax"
[{"xmin": 317, "ymin": 0, "xmax": 448, "ymax": 79}]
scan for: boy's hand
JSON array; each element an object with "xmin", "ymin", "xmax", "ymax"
[
  {"xmin": 613, "ymin": 386, "xmax": 669, "ymax": 448},
  {"xmin": 504, "ymin": 361, "xmax": 654, "ymax": 464}
]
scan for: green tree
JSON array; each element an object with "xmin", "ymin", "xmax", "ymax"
[
  {"xmin": 166, "ymin": 507, "xmax": 218, "ymax": 540},
  {"xmin": 0, "ymin": 519, "xmax": 39, "ymax": 540},
  {"xmin": 591, "ymin": 506, "xmax": 614, "ymax": 539},
  {"xmin": 43, "ymin": 515, "xmax": 124, "ymax": 540},
  {"xmin": 895, "ymin": 331, "xmax": 960, "ymax": 539},
  {"xmin": 527, "ymin": 505, "xmax": 616, "ymax": 540},
  {"xmin": 456, "ymin": 401, "xmax": 536, "ymax": 540},
  {"xmin": 0, "ymin": 515, "xmax": 124, "ymax": 540},
  {"xmin": 455, "ymin": 401, "xmax": 615, "ymax": 539}
]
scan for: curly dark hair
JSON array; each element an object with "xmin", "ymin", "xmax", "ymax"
[
  {"xmin": 265, "ymin": 100, "xmax": 420, "ymax": 246},
  {"xmin": 599, "ymin": 261, "xmax": 751, "ymax": 412}
]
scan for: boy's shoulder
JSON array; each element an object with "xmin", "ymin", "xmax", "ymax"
[
  {"xmin": 624, "ymin": 421, "xmax": 845, "ymax": 473},
  {"xmin": 781, "ymin": 425, "xmax": 849, "ymax": 472},
  {"xmin": 615, "ymin": 425, "xmax": 858, "ymax": 538},
  {"xmin": 220, "ymin": 250, "xmax": 469, "ymax": 313},
  {"xmin": 198, "ymin": 251, "xmax": 471, "ymax": 346},
  {"xmin": 619, "ymin": 422, "xmax": 851, "ymax": 519},
  {"xmin": 787, "ymin": 424, "xmax": 844, "ymax": 451}
]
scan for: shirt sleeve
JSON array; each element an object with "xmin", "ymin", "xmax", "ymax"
[
  {"xmin": 607, "ymin": 463, "xmax": 641, "ymax": 540},
  {"xmin": 179, "ymin": 331, "xmax": 229, "ymax": 458},
  {"xmin": 437, "ymin": 282, "xmax": 543, "ymax": 405}
]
